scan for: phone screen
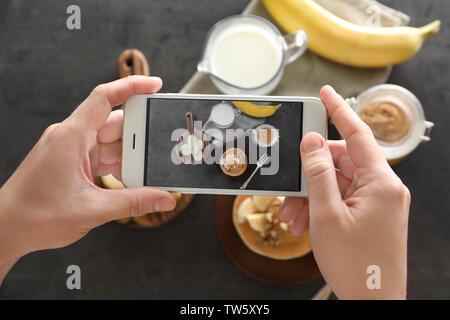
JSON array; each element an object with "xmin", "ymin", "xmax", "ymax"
[{"xmin": 144, "ymin": 98, "xmax": 302, "ymax": 192}]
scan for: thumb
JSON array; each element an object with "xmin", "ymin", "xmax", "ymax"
[
  {"xmin": 99, "ymin": 187, "xmax": 176, "ymax": 222},
  {"xmin": 301, "ymin": 132, "xmax": 342, "ymax": 209}
]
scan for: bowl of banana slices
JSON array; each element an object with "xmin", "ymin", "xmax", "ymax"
[{"xmin": 176, "ymin": 112, "xmax": 210, "ymax": 165}]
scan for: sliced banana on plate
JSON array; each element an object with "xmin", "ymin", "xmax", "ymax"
[
  {"xmin": 238, "ymin": 197, "xmax": 258, "ymax": 223},
  {"xmin": 253, "ymin": 196, "xmax": 276, "ymax": 211},
  {"xmin": 246, "ymin": 213, "xmax": 271, "ymax": 232}
]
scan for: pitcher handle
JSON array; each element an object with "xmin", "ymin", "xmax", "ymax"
[{"xmin": 282, "ymin": 30, "xmax": 309, "ymax": 65}]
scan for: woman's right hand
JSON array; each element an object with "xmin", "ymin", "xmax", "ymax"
[{"xmin": 279, "ymin": 86, "xmax": 411, "ymax": 299}]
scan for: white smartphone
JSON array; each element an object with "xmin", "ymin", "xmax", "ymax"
[{"xmin": 121, "ymin": 93, "xmax": 327, "ymax": 197}]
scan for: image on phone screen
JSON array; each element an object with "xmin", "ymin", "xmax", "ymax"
[{"xmin": 144, "ymin": 98, "xmax": 303, "ymax": 192}]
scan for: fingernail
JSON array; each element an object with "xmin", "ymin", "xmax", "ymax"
[
  {"xmin": 279, "ymin": 199, "xmax": 286, "ymax": 211},
  {"xmin": 302, "ymin": 133, "xmax": 324, "ymax": 154},
  {"xmin": 326, "ymin": 85, "xmax": 336, "ymax": 93},
  {"xmin": 321, "ymin": 85, "xmax": 335, "ymax": 95},
  {"xmin": 278, "ymin": 206, "xmax": 286, "ymax": 221},
  {"xmin": 154, "ymin": 197, "xmax": 175, "ymax": 212},
  {"xmin": 291, "ymin": 222, "xmax": 300, "ymax": 236}
]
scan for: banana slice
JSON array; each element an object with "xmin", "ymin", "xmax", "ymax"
[
  {"xmin": 246, "ymin": 213, "xmax": 271, "ymax": 232},
  {"xmin": 193, "ymin": 151, "xmax": 203, "ymax": 162},
  {"xmin": 280, "ymin": 222, "xmax": 289, "ymax": 231},
  {"xmin": 187, "ymin": 135, "xmax": 195, "ymax": 144},
  {"xmin": 180, "ymin": 144, "xmax": 192, "ymax": 156},
  {"xmin": 253, "ymin": 196, "xmax": 276, "ymax": 211},
  {"xmin": 195, "ymin": 139, "xmax": 204, "ymax": 150},
  {"xmin": 238, "ymin": 198, "xmax": 258, "ymax": 223},
  {"xmin": 193, "ymin": 143, "xmax": 202, "ymax": 155}
]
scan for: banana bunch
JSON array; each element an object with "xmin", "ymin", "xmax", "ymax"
[
  {"xmin": 232, "ymin": 101, "xmax": 281, "ymax": 117},
  {"xmin": 262, "ymin": 0, "xmax": 440, "ymax": 68}
]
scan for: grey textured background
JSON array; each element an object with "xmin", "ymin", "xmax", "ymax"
[{"xmin": 0, "ymin": 0, "xmax": 449, "ymax": 299}]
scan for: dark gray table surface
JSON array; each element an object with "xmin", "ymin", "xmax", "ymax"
[{"xmin": 0, "ymin": 0, "xmax": 449, "ymax": 299}]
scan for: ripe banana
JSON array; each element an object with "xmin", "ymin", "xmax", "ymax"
[
  {"xmin": 262, "ymin": 0, "xmax": 440, "ymax": 68},
  {"xmin": 232, "ymin": 101, "xmax": 281, "ymax": 117}
]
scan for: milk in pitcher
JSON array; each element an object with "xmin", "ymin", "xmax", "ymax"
[{"xmin": 209, "ymin": 24, "xmax": 283, "ymax": 88}]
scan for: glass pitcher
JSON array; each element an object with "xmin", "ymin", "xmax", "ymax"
[
  {"xmin": 203, "ymin": 101, "xmax": 242, "ymax": 130},
  {"xmin": 197, "ymin": 15, "xmax": 308, "ymax": 95}
]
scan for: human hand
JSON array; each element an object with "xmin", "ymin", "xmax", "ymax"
[
  {"xmin": 279, "ymin": 86, "xmax": 411, "ymax": 299},
  {"xmin": 0, "ymin": 76, "xmax": 176, "ymax": 266}
]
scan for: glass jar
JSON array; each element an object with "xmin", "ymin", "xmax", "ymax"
[{"xmin": 347, "ymin": 84, "xmax": 434, "ymax": 165}]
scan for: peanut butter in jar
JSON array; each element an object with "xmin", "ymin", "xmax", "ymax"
[
  {"xmin": 359, "ymin": 100, "xmax": 411, "ymax": 143},
  {"xmin": 348, "ymin": 84, "xmax": 434, "ymax": 165}
]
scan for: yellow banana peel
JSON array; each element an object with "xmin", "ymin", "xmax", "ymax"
[
  {"xmin": 232, "ymin": 101, "xmax": 281, "ymax": 117},
  {"xmin": 262, "ymin": 0, "xmax": 440, "ymax": 67}
]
